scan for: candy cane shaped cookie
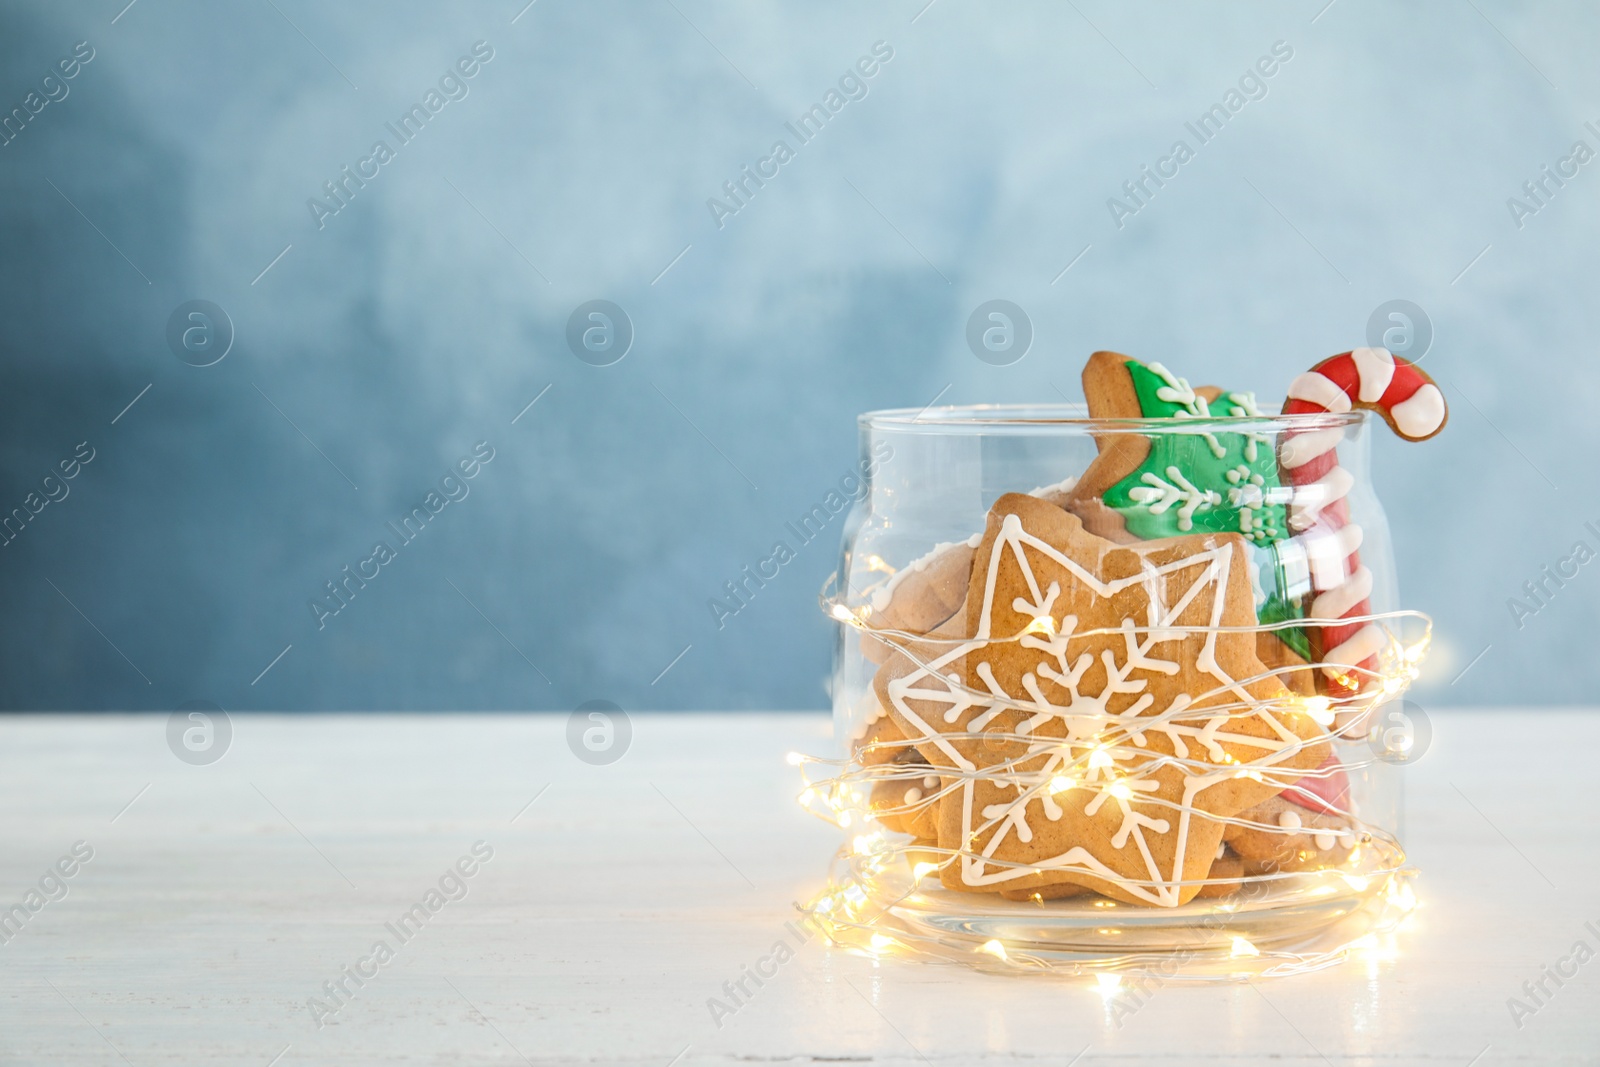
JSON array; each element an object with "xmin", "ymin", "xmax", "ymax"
[{"xmin": 1278, "ymin": 348, "xmax": 1446, "ymax": 696}]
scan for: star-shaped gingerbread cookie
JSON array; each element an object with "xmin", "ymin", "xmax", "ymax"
[{"xmin": 874, "ymin": 493, "xmax": 1329, "ymax": 906}]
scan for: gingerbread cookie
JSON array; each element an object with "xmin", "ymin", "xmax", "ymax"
[
  {"xmin": 1068, "ymin": 353, "xmax": 1316, "ymax": 694},
  {"xmin": 1065, "ymin": 351, "xmax": 1225, "ymax": 533},
  {"xmin": 861, "ymin": 481, "xmax": 1079, "ymax": 664},
  {"xmin": 850, "ymin": 699, "xmax": 913, "ymax": 767},
  {"xmin": 1063, "ymin": 436, "xmax": 1147, "ymax": 545},
  {"xmin": 863, "ymin": 536, "xmax": 980, "ymax": 665},
  {"xmin": 1002, "ymin": 882, "xmax": 1090, "ymax": 902},
  {"xmin": 867, "ymin": 609, "xmax": 971, "ymax": 719},
  {"xmin": 1256, "ymin": 630, "xmax": 1318, "ymax": 697},
  {"xmin": 1213, "ymin": 742, "xmax": 1354, "ymax": 871},
  {"xmin": 1195, "ymin": 847, "xmax": 1246, "ymax": 899},
  {"xmin": 1001, "ymin": 846, "xmax": 1245, "ymax": 902},
  {"xmin": 1224, "ymin": 793, "xmax": 1358, "ymax": 871},
  {"xmin": 880, "ymin": 493, "xmax": 1330, "ymax": 907},
  {"xmin": 1070, "ymin": 355, "xmax": 1283, "ymax": 543},
  {"xmin": 869, "ymin": 764, "xmax": 943, "ymax": 839}
]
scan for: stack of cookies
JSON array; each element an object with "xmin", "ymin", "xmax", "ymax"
[{"xmin": 851, "ymin": 353, "xmax": 1393, "ymax": 907}]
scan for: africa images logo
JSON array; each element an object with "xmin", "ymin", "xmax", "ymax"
[
  {"xmin": 309, "ymin": 442, "xmax": 496, "ymax": 630},
  {"xmin": 707, "ymin": 442, "xmax": 892, "ymax": 630},
  {"xmin": 1105, "ymin": 40, "xmax": 1294, "ymax": 229},
  {"xmin": 306, "ymin": 842, "xmax": 494, "ymax": 1029}
]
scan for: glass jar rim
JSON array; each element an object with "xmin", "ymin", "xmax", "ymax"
[{"xmin": 859, "ymin": 402, "xmax": 1368, "ymax": 433}]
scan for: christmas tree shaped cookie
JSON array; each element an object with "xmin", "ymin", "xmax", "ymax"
[{"xmin": 1068, "ymin": 351, "xmax": 1316, "ymax": 688}]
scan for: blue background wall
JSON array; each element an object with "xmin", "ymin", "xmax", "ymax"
[{"xmin": 1, "ymin": 0, "xmax": 1594, "ymax": 711}]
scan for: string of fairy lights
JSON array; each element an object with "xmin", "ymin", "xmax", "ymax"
[{"xmin": 791, "ymin": 589, "xmax": 1428, "ymax": 980}]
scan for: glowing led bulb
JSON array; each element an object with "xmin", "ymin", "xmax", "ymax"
[
  {"xmin": 869, "ymin": 933, "xmax": 894, "ymax": 952},
  {"xmin": 1302, "ymin": 695, "xmax": 1334, "ymax": 725},
  {"xmin": 912, "ymin": 861, "xmax": 940, "ymax": 881},
  {"xmin": 852, "ymin": 832, "xmax": 886, "ymax": 856},
  {"xmin": 1049, "ymin": 775, "xmax": 1076, "ymax": 794},
  {"xmin": 1095, "ymin": 973, "xmax": 1122, "ymax": 995},
  {"xmin": 979, "ymin": 939, "xmax": 1009, "ymax": 961},
  {"xmin": 1230, "ymin": 936, "xmax": 1260, "ymax": 958},
  {"xmin": 830, "ymin": 604, "xmax": 855, "ymax": 622},
  {"xmin": 1024, "ymin": 615, "xmax": 1056, "ymax": 637},
  {"xmin": 1389, "ymin": 882, "xmax": 1418, "ymax": 912},
  {"xmin": 1106, "ymin": 781, "xmax": 1133, "ymax": 801},
  {"xmin": 1088, "ymin": 747, "xmax": 1114, "ymax": 770}
]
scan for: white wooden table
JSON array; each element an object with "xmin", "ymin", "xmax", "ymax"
[{"xmin": 0, "ymin": 711, "xmax": 1594, "ymax": 1065}]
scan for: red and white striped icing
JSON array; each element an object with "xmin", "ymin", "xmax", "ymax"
[
  {"xmin": 1279, "ymin": 348, "xmax": 1446, "ymax": 695},
  {"xmin": 1282, "ymin": 750, "xmax": 1350, "ymax": 816},
  {"xmin": 1285, "ymin": 347, "xmax": 1445, "ymax": 443}
]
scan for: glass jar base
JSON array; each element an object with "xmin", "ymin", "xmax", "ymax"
[{"xmin": 803, "ymin": 839, "xmax": 1416, "ymax": 981}]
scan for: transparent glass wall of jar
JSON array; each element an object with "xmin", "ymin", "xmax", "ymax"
[{"xmin": 804, "ymin": 405, "xmax": 1426, "ymax": 977}]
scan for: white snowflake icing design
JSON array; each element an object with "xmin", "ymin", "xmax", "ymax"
[
  {"xmin": 883, "ymin": 512, "xmax": 1315, "ymax": 906},
  {"xmin": 1126, "ymin": 466, "xmax": 1222, "ymax": 532}
]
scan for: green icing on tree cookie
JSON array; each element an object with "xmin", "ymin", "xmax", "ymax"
[
  {"xmin": 1103, "ymin": 361, "xmax": 1284, "ymax": 542},
  {"xmin": 1102, "ymin": 360, "xmax": 1309, "ymax": 659},
  {"xmin": 1258, "ymin": 584, "xmax": 1312, "ymax": 661}
]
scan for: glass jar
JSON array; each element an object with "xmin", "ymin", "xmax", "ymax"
[{"xmin": 799, "ymin": 404, "xmax": 1425, "ymax": 979}]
